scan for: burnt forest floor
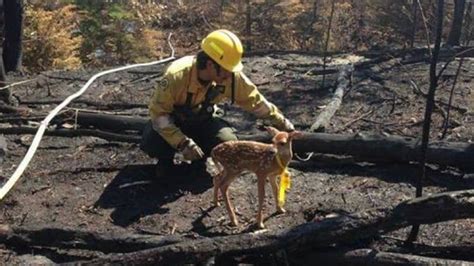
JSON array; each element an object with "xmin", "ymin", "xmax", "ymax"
[{"xmin": 0, "ymin": 51, "xmax": 473, "ymax": 264}]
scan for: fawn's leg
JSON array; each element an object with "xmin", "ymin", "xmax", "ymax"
[
  {"xmin": 220, "ymin": 174, "xmax": 239, "ymax": 226},
  {"xmin": 256, "ymin": 175, "xmax": 266, "ymax": 229},
  {"xmin": 213, "ymin": 171, "xmax": 224, "ymax": 206},
  {"xmin": 269, "ymin": 175, "xmax": 286, "ymax": 214}
]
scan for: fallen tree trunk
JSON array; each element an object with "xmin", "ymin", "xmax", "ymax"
[
  {"xmin": 1, "ymin": 124, "xmax": 472, "ymax": 170},
  {"xmin": 310, "ymin": 64, "xmax": 353, "ymax": 132},
  {"xmin": 20, "ymin": 99, "xmax": 147, "ymax": 110},
  {"xmin": 296, "ymin": 248, "xmax": 474, "ymax": 266},
  {"xmin": 60, "ymin": 110, "xmax": 147, "ymax": 132},
  {"xmin": 0, "ymin": 102, "xmax": 29, "ymax": 115},
  {"xmin": 77, "ymin": 189, "xmax": 474, "ymax": 265},
  {"xmin": 0, "ymin": 126, "xmax": 140, "ymax": 143},
  {"xmin": 244, "ymin": 132, "xmax": 474, "ymax": 171},
  {"xmin": 0, "ymin": 225, "xmax": 188, "ymax": 253}
]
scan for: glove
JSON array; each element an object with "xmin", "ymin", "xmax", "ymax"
[
  {"xmin": 281, "ymin": 118, "xmax": 295, "ymax": 132},
  {"xmin": 179, "ymin": 138, "xmax": 205, "ymax": 161}
]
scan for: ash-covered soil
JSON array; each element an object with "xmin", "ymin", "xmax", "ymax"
[{"xmin": 0, "ymin": 52, "xmax": 473, "ymax": 263}]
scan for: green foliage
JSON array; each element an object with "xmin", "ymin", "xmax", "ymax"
[
  {"xmin": 22, "ymin": 1, "xmax": 164, "ymax": 70},
  {"xmin": 78, "ymin": 3, "xmax": 134, "ymax": 65}
]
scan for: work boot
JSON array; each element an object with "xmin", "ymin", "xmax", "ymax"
[{"xmin": 154, "ymin": 159, "xmax": 176, "ymax": 178}]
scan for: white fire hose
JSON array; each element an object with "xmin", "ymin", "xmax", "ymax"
[{"xmin": 0, "ymin": 34, "xmax": 175, "ymax": 201}]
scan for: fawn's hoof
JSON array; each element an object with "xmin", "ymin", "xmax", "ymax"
[
  {"xmin": 276, "ymin": 207, "xmax": 286, "ymax": 214},
  {"xmin": 213, "ymin": 201, "xmax": 221, "ymax": 207},
  {"xmin": 231, "ymin": 220, "xmax": 239, "ymax": 227},
  {"xmin": 257, "ymin": 222, "xmax": 265, "ymax": 229}
]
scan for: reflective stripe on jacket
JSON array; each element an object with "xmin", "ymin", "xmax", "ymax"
[{"xmin": 149, "ymin": 55, "xmax": 286, "ymax": 149}]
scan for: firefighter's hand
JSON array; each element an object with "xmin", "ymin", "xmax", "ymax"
[{"xmin": 179, "ymin": 138, "xmax": 205, "ymax": 161}]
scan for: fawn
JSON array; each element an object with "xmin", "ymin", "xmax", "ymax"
[{"xmin": 207, "ymin": 126, "xmax": 302, "ymax": 229}]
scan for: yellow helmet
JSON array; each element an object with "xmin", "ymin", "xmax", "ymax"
[{"xmin": 201, "ymin": 29, "xmax": 243, "ymax": 72}]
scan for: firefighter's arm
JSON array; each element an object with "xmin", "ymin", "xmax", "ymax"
[
  {"xmin": 149, "ymin": 77, "xmax": 187, "ymax": 149},
  {"xmin": 233, "ymin": 73, "xmax": 294, "ymax": 131}
]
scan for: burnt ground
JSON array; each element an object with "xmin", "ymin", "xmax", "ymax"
[{"xmin": 0, "ymin": 51, "xmax": 473, "ymax": 263}]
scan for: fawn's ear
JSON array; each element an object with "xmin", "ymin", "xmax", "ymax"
[
  {"xmin": 289, "ymin": 130, "xmax": 304, "ymax": 139},
  {"xmin": 265, "ymin": 126, "xmax": 280, "ymax": 137}
]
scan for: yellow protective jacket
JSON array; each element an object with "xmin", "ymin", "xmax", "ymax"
[{"xmin": 149, "ymin": 55, "xmax": 287, "ymax": 149}]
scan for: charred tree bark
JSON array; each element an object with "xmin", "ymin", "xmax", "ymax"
[
  {"xmin": 19, "ymin": 98, "xmax": 147, "ymax": 110},
  {"xmin": 77, "ymin": 189, "xmax": 474, "ymax": 264},
  {"xmin": 3, "ymin": 0, "xmax": 23, "ymax": 72},
  {"xmin": 0, "ymin": 0, "xmax": 23, "ymax": 105},
  {"xmin": 59, "ymin": 110, "xmax": 147, "ymax": 132},
  {"xmin": 295, "ymin": 248, "xmax": 474, "ymax": 266},
  {"xmin": 447, "ymin": 0, "xmax": 466, "ymax": 46},
  {"xmin": 407, "ymin": 0, "xmax": 445, "ymax": 244},
  {"xmin": 289, "ymin": 132, "xmax": 474, "ymax": 171},
  {"xmin": 310, "ymin": 64, "xmax": 353, "ymax": 132},
  {"xmin": 249, "ymin": 130, "xmax": 453, "ymax": 167},
  {"xmin": 0, "ymin": 102, "xmax": 29, "ymax": 114},
  {"xmin": 0, "ymin": 225, "xmax": 187, "ymax": 253},
  {"xmin": 1, "ymin": 124, "xmax": 472, "ymax": 170},
  {"xmin": 0, "ymin": 126, "xmax": 141, "ymax": 143}
]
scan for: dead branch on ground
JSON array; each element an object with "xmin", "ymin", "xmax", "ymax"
[
  {"xmin": 310, "ymin": 64, "xmax": 353, "ymax": 132},
  {"xmin": 76, "ymin": 189, "xmax": 474, "ymax": 264}
]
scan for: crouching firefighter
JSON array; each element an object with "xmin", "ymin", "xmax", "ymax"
[{"xmin": 140, "ymin": 29, "xmax": 295, "ymax": 177}]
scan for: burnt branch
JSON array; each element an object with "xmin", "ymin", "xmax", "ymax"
[
  {"xmin": 76, "ymin": 189, "xmax": 474, "ymax": 264},
  {"xmin": 310, "ymin": 64, "xmax": 353, "ymax": 132}
]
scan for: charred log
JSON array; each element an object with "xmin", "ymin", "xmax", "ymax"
[
  {"xmin": 0, "ymin": 126, "xmax": 140, "ymax": 143},
  {"xmin": 0, "ymin": 225, "xmax": 188, "ymax": 254},
  {"xmin": 248, "ymin": 132, "xmax": 474, "ymax": 171},
  {"xmin": 77, "ymin": 189, "xmax": 474, "ymax": 265},
  {"xmin": 1, "ymin": 123, "xmax": 472, "ymax": 170},
  {"xmin": 19, "ymin": 99, "xmax": 147, "ymax": 110},
  {"xmin": 0, "ymin": 102, "xmax": 29, "ymax": 115},
  {"xmin": 59, "ymin": 110, "xmax": 147, "ymax": 132},
  {"xmin": 292, "ymin": 248, "xmax": 474, "ymax": 266}
]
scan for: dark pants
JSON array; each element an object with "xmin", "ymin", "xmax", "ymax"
[{"xmin": 140, "ymin": 117, "xmax": 237, "ymax": 160}]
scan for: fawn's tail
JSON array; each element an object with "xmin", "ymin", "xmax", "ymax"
[{"xmin": 206, "ymin": 157, "xmax": 223, "ymax": 177}]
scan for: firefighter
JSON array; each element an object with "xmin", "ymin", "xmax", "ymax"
[{"xmin": 141, "ymin": 29, "xmax": 294, "ymax": 177}]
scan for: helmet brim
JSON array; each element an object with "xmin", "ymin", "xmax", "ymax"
[{"xmin": 229, "ymin": 61, "xmax": 243, "ymax": 72}]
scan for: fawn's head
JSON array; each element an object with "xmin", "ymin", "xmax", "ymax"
[{"xmin": 265, "ymin": 126, "xmax": 303, "ymax": 157}]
